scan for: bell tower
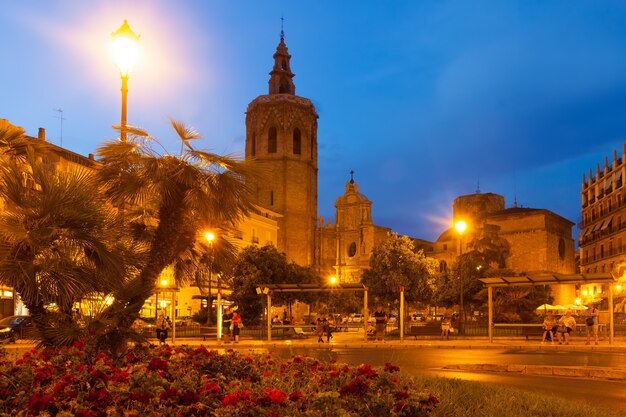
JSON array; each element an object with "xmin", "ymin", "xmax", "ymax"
[{"xmin": 245, "ymin": 32, "xmax": 318, "ymax": 266}]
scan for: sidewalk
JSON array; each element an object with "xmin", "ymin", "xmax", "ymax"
[{"xmin": 174, "ymin": 330, "xmax": 626, "ymax": 351}]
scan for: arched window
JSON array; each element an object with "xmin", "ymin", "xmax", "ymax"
[
  {"xmin": 293, "ymin": 128, "xmax": 301, "ymax": 155},
  {"xmin": 439, "ymin": 260, "xmax": 447, "ymax": 273},
  {"xmin": 250, "ymin": 133, "xmax": 256, "ymax": 157},
  {"xmin": 268, "ymin": 127, "xmax": 277, "ymax": 153}
]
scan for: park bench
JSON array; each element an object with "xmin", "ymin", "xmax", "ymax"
[{"xmin": 407, "ymin": 324, "xmax": 441, "ymax": 339}]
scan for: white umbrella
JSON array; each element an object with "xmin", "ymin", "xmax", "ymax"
[{"xmin": 535, "ymin": 304, "xmax": 557, "ymax": 310}]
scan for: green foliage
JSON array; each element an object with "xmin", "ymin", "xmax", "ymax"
[
  {"xmin": 361, "ymin": 233, "xmax": 439, "ymax": 307},
  {"xmin": 228, "ymin": 245, "xmax": 320, "ymax": 324}
]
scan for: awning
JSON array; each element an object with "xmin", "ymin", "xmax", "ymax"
[
  {"xmin": 616, "ymin": 170, "xmax": 623, "ymax": 182},
  {"xmin": 480, "ymin": 273, "xmax": 615, "ymax": 287},
  {"xmin": 605, "ymin": 177, "xmax": 613, "ymax": 191},
  {"xmin": 601, "ymin": 216, "xmax": 613, "ymax": 230}
]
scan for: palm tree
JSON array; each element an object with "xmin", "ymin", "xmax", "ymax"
[
  {"xmin": 95, "ymin": 120, "xmax": 257, "ymax": 342},
  {"xmin": 0, "ymin": 143, "xmax": 125, "ymax": 347}
]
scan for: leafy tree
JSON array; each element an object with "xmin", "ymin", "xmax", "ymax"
[
  {"xmin": 228, "ymin": 245, "xmax": 319, "ymax": 325},
  {"xmin": 467, "ymin": 223, "xmax": 511, "ymax": 268},
  {"xmin": 361, "ymin": 233, "xmax": 439, "ymax": 310}
]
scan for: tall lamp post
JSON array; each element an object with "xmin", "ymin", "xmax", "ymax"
[
  {"xmin": 112, "ymin": 20, "xmax": 140, "ymax": 142},
  {"xmin": 204, "ymin": 231, "xmax": 217, "ymax": 330},
  {"xmin": 455, "ymin": 220, "xmax": 467, "ymax": 334}
]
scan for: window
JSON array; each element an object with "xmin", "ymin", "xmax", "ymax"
[
  {"xmin": 250, "ymin": 133, "xmax": 256, "ymax": 157},
  {"xmin": 443, "ymin": 244, "xmax": 448, "ymax": 251},
  {"xmin": 439, "ymin": 260, "xmax": 447, "ymax": 273},
  {"xmin": 348, "ymin": 242, "xmax": 357, "ymax": 257},
  {"xmin": 270, "ymin": 191, "xmax": 274, "ymax": 206},
  {"xmin": 293, "ymin": 128, "xmax": 301, "ymax": 155},
  {"xmin": 558, "ymin": 238, "xmax": 565, "ymax": 260},
  {"xmin": 268, "ymin": 127, "xmax": 277, "ymax": 153}
]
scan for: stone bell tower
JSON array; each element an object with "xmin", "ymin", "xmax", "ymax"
[{"xmin": 245, "ymin": 31, "xmax": 318, "ymax": 266}]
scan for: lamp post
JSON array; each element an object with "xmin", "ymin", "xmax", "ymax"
[
  {"xmin": 112, "ymin": 20, "xmax": 139, "ymax": 142},
  {"xmin": 455, "ymin": 220, "xmax": 467, "ymax": 334},
  {"xmin": 204, "ymin": 231, "xmax": 217, "ymax": 330}
]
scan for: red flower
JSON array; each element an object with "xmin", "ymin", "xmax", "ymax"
[
  {"xmin": 289, "ymin": 392, "xmax": 303, "ymax": 402},
  {"xmin": 263, "ymin": 388, "xmax": 287, "ymax": 405},
  {"xmin": 338, "ymin": 378, "xmax": 369, "ymax": 397},
  {"xmin": 129, "ymin": 392, "xmax": 153, "ymax": 404},
  {"xmin": 180, "ymin": 390, "xmax": 200, "ymax": 406},
  {"xmin": 221, "ymin": 390, "xmax": 252, "ymax": 407},
  {"xmin": 199, "ymin": 382, "xmax": 221, "ymax": 395},
  {"xmin": 384, "ymin": 362, "xmax": 401, "ymax": 373},
  {"xmin": 147, "ymin": 357, "xmax": 169, "ymax": 372},
  {"xmin": 28, "ymin": 391, "xmax": 54, "ymax": 412},
  {"xmin": 328, "ymin": 370, "xmax": 340, "ymax": 378},
  {"xmin": 160, "ymin": 388, "xmax": 179, "ymax": 400},
  {"xmin": 357, "ymin": 364, "xmax": 378, "ymax": 379},
  {"xmin": 395, "ymin": 391, "xmax": 410, "ymax": 400}
]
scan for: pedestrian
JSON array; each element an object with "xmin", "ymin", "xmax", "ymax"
[
  {"xmin": 584, "ymin": 303, "xmax": 600, "ymax": 345},
  {"xmin": 325, "ymin": 315, "xmax": 334, "ymax": 342},
  {"xmin": 373, "ymin": 305, "xmax": 388, "ymax": 341},
  {"xmin": 316, "ymin": 314, "xmax": 326, "ymax": 343},
  {"xmin": 441, "ymin": 315, "xmax": 451, "ymax": 340},
  {"xmin": 557, "ymin": 310, "xmax": 576, "ymax": 345},
  {"xmin": 222, "ymin": 308, "xmax": 233, "ymax": 343},
  {"xmin": 541, "ymin": 311, "xmax": 557, "ymax": 344},
  {"xmin": 282, "ymin": 309, "xmax": 288, "ymax": 324},
  {"xmin": 156, "ymin": 313, "xmax": 170, "ymax": 344},
  {"xmin": 231, "ymin": 306, "xmax": 243, "ymax": 343}
]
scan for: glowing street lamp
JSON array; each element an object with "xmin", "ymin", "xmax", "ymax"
[
  {"xmin": 112, "ymin": 20, "xmax": 140, "ymax": 142},
  {"xmin": 454, "ymin": 220, "xmax": 468, "ymax": 333},
  {"xmin": 329, "ymin": 276, "xmax": 337, "ymax": 285}
]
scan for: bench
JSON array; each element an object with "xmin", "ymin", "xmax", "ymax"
[
  {"xmin": 200, "ymin": 327, "xmax": 218, "ymax": 341},
  {"xmin": 408, "ymin": 324, "xmax": 441, "ymax": 339}
]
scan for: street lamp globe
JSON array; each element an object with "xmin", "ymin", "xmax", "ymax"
[
  {"xmin": 454, "ymin": 220, "xmax": 467, "ymax": 235},
  {"xmin": 329, "ymin": 276, "xmax": 337, "ymax": 285},
  {"xmin": 205, "ymin": 231, "xmax": 216, "ymax": 243},
  {"xmin": 160, "ymin": 279, "xmax": 168, "ymax": 287},
  {"xmin": 112, "ymin": 20, "xmax": 140, "ymax": 78}
]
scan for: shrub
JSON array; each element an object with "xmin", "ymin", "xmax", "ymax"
[{"xmin": 0, "ymin": 342, "xmax": 437, "ymax": 416}]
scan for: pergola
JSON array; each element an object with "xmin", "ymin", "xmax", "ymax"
[
  {"xmin": 256, "ymin": 283, "xmax": 369, "ymax": 342},
  {"xmin": 480, "ymin": 273, "xmax": 617, "ymax": 343}
]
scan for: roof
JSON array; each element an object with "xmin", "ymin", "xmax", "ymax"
[
  {"xmin": 479, "ymin": 273, "xmax": 615, "ymax": 287},
  {"xmin": 258, "ymin": 283, "xmax": 367, "ymax": 293},
  {"xmin": 486, "ymin": 207, "xmax": 575, "ymax": 226}
]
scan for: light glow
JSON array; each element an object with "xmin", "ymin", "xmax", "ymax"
[
  {"xmin": 329, "ymin": 276, "xmax": 337, "ymax": 285},
  {"xmin": 455, "ymin": 220, "xmax": 467, "ymax": 235},
  {"xmin": 112, "ymin": 20, "xmax": 139, "ymax": 77},
  {"xmin": 205, "ymin": 231, "xmax": 216, "ymax": 243}
]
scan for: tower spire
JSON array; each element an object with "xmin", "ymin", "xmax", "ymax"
[
  {"xmin": 268, "ymin": 24, "xmax": 296, "ymax": 95},
  {"xmin": 349, "ymin": 169, "xmax": 355, "ymax": 184},
  {"xmin": 280, "ymin": 16, "xmax": 284, "ymax": 40}
]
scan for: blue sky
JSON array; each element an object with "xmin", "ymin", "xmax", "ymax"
[{"xmin": 3, "ymin": 1, "xmax": 626, "ymax": 242}]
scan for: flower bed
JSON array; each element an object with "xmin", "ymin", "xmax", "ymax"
[{"xmin": 0, "ymin": 342, "xmax": 438, "ymax": 416}]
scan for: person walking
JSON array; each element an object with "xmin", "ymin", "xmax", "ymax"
[
  {"xmin": 373, "ymin": 305, "xmax": 388, "ymax": 341},
  {"xmin": 316, "ymin": 315, "xmax": 326, "ymax": 343},
  {"xmin": 441, "ymin": 315, "xmax": 451, "ymax": 340},
  {"xmin": 584, "ymin": 303, "xmax": 600, "ymax": 345},
  {"xmin": 231, "ymin": 307, "xmax": 242, "ymax": 343},
  {"xmin": 222, "ymin": 308, "xmax": 233, "ymax": 343},
  {"xmin": 557, "ymin": 310, "xmax": 576, "ymax": 345},
  {"xmin": 325, "ymin": 315, "xmax": 334, "ymax": 342},
  {"xmin": 156, "ymin": 313, "xmax": 170, "ymax": 344}
]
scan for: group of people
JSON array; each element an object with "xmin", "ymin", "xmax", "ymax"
[
  {"xmin": 541, "ymin": 304, "xmax": 600, "ymax": 345},
  {"xmin": 220, "ymin": 306, "xmax": 243, "ymax": 343},
  {"xmin": 154, "ymin": 306, "xmax": 243, "ymax": 345},
  {"xmin": 315, "ymin": 314, "xmax": 335, "ymax": 343}
]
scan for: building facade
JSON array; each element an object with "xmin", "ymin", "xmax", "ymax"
[
  {"xmin": 580, "ymin": 147, "xmax": 626, "ymax": 275},
  {"xmin": 429, "ymin": 192, "xmax": 577, "ymax": 305},
  {"xmin": 315, "ymin": 176, "xmax": 391, "ymax": 283}
]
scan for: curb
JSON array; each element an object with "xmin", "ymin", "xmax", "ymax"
[{"xmin": 443, "ymin": 363, "xmax": 626, "ymax": 380}]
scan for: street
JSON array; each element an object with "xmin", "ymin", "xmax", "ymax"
[{"xmin": 267, "ymin": 346, "xmax": 626, "ymax": 412}]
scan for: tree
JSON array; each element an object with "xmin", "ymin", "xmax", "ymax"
[
  {"xmin": 228, "ymin": 245, "xmax": 319, "ymax": 325},
  {"xmin": 361, "ymin": 233, "xmax": 439, "ymax": 309},
  {"xmin": 0, "ymin": 129, "xmax": 125, "ymax": 347},
  {"xmin": 92, "ymin": 121, "xmax": 257, "ymax": 350}
]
